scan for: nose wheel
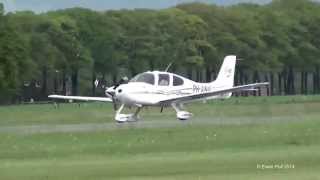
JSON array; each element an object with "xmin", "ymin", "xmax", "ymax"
[{"xmin": 115, "ymin": 104, "xmax": 142, "ymax": 123}]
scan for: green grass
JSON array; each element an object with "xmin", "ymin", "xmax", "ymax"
[
  {"xmin": 1, "ymin": 95, "xmax": 320, "ymax": 126},
  {"xmin": 0, "ymin": 95, "xmax": 320, "ymax": 179}
]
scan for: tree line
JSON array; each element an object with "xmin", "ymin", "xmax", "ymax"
[{"xmin": 1, "ymin": 0, "xmax": 320, "ymax": 104}]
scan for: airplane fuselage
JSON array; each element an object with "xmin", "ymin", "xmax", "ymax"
[{"xmin": 110, "ymin": 71, "xmax": 231, "ymax": 107}]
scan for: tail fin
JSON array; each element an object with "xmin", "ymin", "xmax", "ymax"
[{"xmin": 213, "ymin": 55, "xmax": 236, "ymax": 88}]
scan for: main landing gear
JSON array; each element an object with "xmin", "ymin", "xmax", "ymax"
[
  {"xmin": 115, "ymin": 104, "xmax": 142, "ymax": 123},
  {"xmin": 114, "ymin": 103, "xmax": 192, "ymax": 123},
  {"xmin": 171, "ymin": 103, "xmax": 192, "ymax": 121}
]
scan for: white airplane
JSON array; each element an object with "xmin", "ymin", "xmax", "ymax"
[{"xmin": 49, "ymin": 55, "xmax": 268, "ymax": 123}]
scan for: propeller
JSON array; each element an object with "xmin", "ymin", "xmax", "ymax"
[
  {"xmin": 113, "ymin": 76, "xmax": 128, "ymax": 90},
  {"xmin": 105, "ymin": 76, "xmax": 129, "ymax": 111},
  {"xmin": 106, "ymin": 87, "xmax": 117, "ymax": 110}
]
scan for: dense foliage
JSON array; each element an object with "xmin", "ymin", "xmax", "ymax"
[{"xmin": 0, "ymin": 0, "xmax": 320, "ymax": 104}]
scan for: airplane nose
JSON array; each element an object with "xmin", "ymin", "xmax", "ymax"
[{"xmin": 113, "ymin": 85, "xmax": 128, "ymax": 102}]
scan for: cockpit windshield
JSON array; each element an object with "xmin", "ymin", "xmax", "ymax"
[{"xmin": 130, "ymin": 73, "xmax": 155, "ymax": 85}]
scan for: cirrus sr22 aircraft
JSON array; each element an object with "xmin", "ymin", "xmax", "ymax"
[{"xmin": 49, "ymin": 55, "xmax": 269, "ymax": 123}]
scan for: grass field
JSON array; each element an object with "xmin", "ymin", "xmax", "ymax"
[{"xmin": 0, "ymin": 96, "xmax": 320, "ymax": 180}]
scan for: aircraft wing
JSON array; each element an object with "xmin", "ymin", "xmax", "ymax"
[
  {"xmin": 48, "ymin": 95, "xmax": 112, "ymax": 102},
  {"xmin": 158, "ymin": 82, "xmax": 269, "ymax": 104}
]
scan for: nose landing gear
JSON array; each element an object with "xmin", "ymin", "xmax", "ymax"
[{"xmin": 115, "ymin": 104, "xmax": 142, "ymax": 123}]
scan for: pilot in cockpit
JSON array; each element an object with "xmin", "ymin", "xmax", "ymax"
[
  {"xmin": 158, "ymin": 74, "xmax": 169, "ymax": 86},
  {"xmin": 159, "ymin": 79, "xmax": 169, "ymax": 86}
]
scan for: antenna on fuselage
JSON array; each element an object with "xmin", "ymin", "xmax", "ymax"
[{"xmin": 165, "ymin": 62, "xmax": 173, "ymax": 72}]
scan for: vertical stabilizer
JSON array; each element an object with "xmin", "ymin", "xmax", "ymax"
[{"xmin": 214, "ymin": 55, "xmax": 236, "ymax": 88}]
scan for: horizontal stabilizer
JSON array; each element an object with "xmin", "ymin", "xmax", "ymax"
[{"xmin": 241, "ymin": 88, "xmax": 259, "ymax": 91}]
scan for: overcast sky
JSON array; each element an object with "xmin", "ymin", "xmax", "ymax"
[{"xmin": 0, "ymin": 0, "xmax": 274, "ymax": 13}]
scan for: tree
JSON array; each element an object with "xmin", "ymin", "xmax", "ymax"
[
  {"xmin": 47, "ymin": 15, "xmax": 92, "ymax": 95},
  {"xmin": 0, "ymin": 3, "xmax": 3, "ymax": 16},
  {"xmin": 0, "ymin": 14, "xmax": 34, "ymax": 103}
]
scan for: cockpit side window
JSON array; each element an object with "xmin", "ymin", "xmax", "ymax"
[
  {"xmin": 158, "ymin": 74, "xmax": 170, "ymax": 86},
  {"xmin": 173, "ymin": 75, "xmax": 184, "ymax": 86},
  {"xmin": 130, "ymin": 73, "xmax": 155, "ymax": 85}
]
